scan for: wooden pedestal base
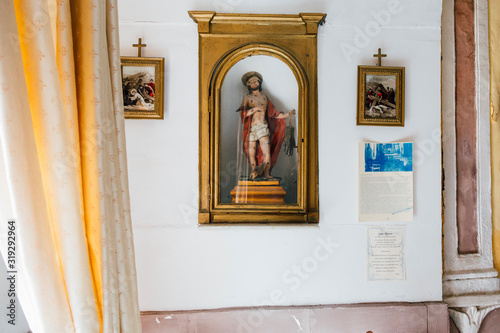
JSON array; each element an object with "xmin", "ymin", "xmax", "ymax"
[{"xmin": 230, "ymin": 179, "xmax": 286, "ymax": 204}]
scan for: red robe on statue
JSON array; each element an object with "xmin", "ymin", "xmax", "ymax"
[{"xmin": 240, "ymin": 99, "xmax": 286, "ymax": 171}]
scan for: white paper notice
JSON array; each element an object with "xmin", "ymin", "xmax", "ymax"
[
  {"xmin": 368, "ymin": 226, "xmax": 406, "ymax": 281},
  {"xmin": 359, "ymin": 142, "xmax": 413, "ymax": 222}
]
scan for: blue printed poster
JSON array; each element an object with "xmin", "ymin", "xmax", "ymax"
[{"xmin": 359, "ymin": 142, "xmax": 414, "ymax": 222}]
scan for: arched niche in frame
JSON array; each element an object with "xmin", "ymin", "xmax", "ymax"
[{"xmin": 189, "ymin": 11, "xmax": 325, "ymax": 224}]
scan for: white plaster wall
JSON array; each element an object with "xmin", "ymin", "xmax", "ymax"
[{"xmin": 118, "ymin": 0, "xmax": 443, "ymax": 311}]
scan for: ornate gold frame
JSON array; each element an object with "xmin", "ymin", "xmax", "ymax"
[
  {"xmin": 121, "ymin": 57, "xmax": 164, "ymax": 119},
  {"xmin": 189, "ymin": 11, "xmax": 325, "ymax": 224},
  {"xmin": 356, "ymin": 65, "xmax": 405, "ymax": 126}
]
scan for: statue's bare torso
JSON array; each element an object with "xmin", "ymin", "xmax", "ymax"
[{"xmin": 242, "ymin": 93, "xmax": 268, "ymax": 126}]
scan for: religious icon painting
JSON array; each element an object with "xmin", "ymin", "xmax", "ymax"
[
  {"xmin": 121, "ymin": 57, "xmax": 164, "ymax": 119},
  {"xmin": 357, "ymin": 65, "xmax": 405, "ymax": 126},
  {"xmin": 189, "ymin": 11, "xmax": 325, "ymax": 224}
]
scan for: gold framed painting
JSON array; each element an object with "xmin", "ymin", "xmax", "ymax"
[
  {"xmin": 357, "ymin": 65, "xmax": 405, "ymax": 126},
  {"xmin": 189, "ymin": 11, "xmax": 325, "ymax": 224},
  {"xmin": 121, "ymin": 57, "xmax": 164, "ymax": 119}
]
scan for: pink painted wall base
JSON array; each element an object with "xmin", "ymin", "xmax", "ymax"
[{"xmin": 141, "ymin": 302, "xmax": 449, "ymax": 333}]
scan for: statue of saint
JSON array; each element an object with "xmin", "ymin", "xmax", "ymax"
[{"xmin": 237, "ymin": 71, "xmax": 295, "ymax": 179}]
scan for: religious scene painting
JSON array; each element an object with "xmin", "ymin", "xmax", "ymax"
[
  {"xmin": 219, "ymin": 55, "xmax": 299, "ymax": 205},
  {"xmin": 357, "ymin": 66, "xmax": 405, "ymax": 126},
  {"xmin": 364, "ymin": 74, "xmax": 396, "ymax": 118},
  {"xmin": 123, "ymin": 65, "xmax": 155, "ymax": 111},
  {"xmin": 364, "ymin": 142, "xmax": 413, "ymax": 172},
  {"xmin": 121, "ymin": 57, "xmax": 164, "ymax": 119}
]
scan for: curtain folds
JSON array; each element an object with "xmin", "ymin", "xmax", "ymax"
[{"xmin": 0, "ymin": 0, "xmax": 141, "ymax": 332}]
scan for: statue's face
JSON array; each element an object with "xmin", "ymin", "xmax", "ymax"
[{"xmin": 246, "ymin": 76, "xmax": 261, "ymax": 90}]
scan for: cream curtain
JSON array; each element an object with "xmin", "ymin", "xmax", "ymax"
[{"xmin": 0, "ymin": 0, "xmax": 141, "ymax": 332}]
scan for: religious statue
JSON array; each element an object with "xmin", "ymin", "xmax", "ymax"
[{"xmin": 237, "ymin": 71, "xmax": 296, "ymax": 180}]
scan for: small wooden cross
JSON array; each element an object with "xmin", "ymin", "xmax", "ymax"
[
  {"xmin": 133, "ymin": 38, "xmax": 147, "ymax": 57},
  {"xmin": 373, "ymin": 48, "xmax": 387, "ymax": 66}
]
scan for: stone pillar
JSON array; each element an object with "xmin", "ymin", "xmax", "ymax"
[{"xmin": 442, "ymin": 0, "xmax": 500, "ymax": 331}]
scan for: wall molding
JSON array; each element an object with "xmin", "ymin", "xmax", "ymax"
[{"xmin": 442, "ymin": 0, "xmax": 500, "ymax": 331}]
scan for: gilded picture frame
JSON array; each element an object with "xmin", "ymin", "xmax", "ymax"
[
  {"xmin": 189, "ymin": 11, "xmax": 325, "ymax": 224},
  {"xmin": 357, "ymin": 65, "xmax": 405, "ymax": 126},
  {"xmin": 121, "ymin": 57, "xmax": 164, "ymax": 119}
]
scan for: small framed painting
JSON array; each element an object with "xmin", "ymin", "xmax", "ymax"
[
  {"xmin": 357, "ymin": 65, "xmax": 405, "ymax": 126},
  {"xmin": 121, "ymin": 57, "xmax": 164, "ymax": 119}
]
